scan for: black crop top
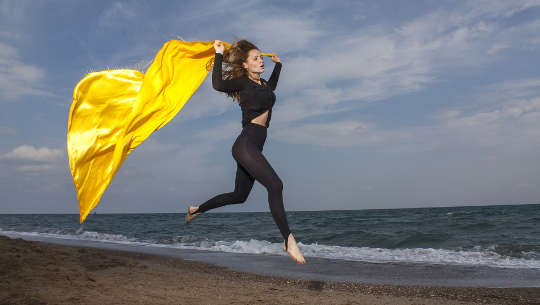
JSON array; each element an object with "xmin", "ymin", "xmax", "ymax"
[{"xmin": 212, "ymin": 53, "xmax": 282, "ymax": 128}]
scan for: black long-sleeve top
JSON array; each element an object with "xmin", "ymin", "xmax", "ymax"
[{"xmin": 212, "ymin": 53, "xmax": 282, "ymax": 128}]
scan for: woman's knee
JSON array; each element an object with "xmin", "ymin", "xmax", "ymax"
[
  {"xmin": 231, "ymin": 191, "xmax": 249, "ymax": 203},
  {"xmin": 267, "ymin": 177, "xmax": 283, "ymax": 192}
]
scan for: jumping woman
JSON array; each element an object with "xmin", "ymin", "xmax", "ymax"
[{"xmin": 185, "ymin": 39, "xmax": 306, "ymax": 264}]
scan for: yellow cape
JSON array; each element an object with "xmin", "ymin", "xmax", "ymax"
[{"xmin": 67, "ymin": 40, "xmax": 274, "ymax": 223}]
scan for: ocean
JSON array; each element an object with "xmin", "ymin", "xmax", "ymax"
[{"xmin": 2, "ymin": 203, "xmax": 539, "ymax": 287}]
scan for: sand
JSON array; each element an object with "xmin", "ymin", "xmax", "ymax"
[{"xmin": 1, "ymin": 235, "xmax": 539, "ymax": 305}]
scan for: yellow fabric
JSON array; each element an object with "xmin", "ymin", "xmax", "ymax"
[{"xmin": 68, "ymin": 40, "xmax": 241, "ymax": 223}]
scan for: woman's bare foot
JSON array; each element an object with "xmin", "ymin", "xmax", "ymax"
[
  {"xmin": 283, "ymin": 233, "xmax": 306, "ymax": 264},
  {"xmin": 185, "ymin": 205, "xmax": 201, "ymax": 224}
]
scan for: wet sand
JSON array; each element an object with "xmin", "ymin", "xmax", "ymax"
[{"xmin": 1, "ymin": 235, "xmax": 539, "ymax": 305}]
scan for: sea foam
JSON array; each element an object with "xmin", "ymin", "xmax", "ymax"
[{"xmin": 2, "ymin": 229, "xmax": 539, "ymax": 270}]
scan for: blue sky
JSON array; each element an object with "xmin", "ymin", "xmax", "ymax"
[{"xmin": 1, "ymin": 0, "xmax": 539, "ymax": 214}]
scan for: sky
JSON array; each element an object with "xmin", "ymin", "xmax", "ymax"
[{"xmin": 1, "ymin": 0, "xmax": 539, "ymax": 215}]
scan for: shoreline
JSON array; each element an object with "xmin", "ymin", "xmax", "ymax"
[
  {"xmin": 3, "ymin": 231, "xmax": 539, "ymax": 288},
  {"xmin": 2, "ymin": 236, "xmax": 539, "ymax": 304}
]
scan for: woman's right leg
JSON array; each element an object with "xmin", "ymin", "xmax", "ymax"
[{"xmin": 195, "ymin": 161, "xmax": 255, "ymax": 214}]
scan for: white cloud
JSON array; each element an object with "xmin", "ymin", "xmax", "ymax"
[
  {"xmin": 0, "ymin": 1, "xmax": 27, "ymax": 23},
  {"xmin": 265, "ymin": 12, "xmax": 494, "ymax": 137},
  {"xmin": 193, "ymin": 120, "xmax": 241, "ymax": 142},
  {"xmin": 272, "ymin": 77, "xmax": 540, "ymax": 152},
  {"xmin": 1, "ymin": 145, "xmax": 64, "ymax": 162},
  {"xmin": 0, "ymin": 42, "xmax": 17, "ymax": 61},
  {"xmin": 497, "ymin": 78, "xmax": 540, "ymax": 93},
  {"xmin": 0, "ymin": 42, "xmax": 51, "ymax": 100},
  {"xmin": 484, "ymin": 19, "xmax": 540, "ymax": 57},
  {"xmin": 123, "ymin": 120, "xmax": 239, "ymax": 187},
  {"xmin": 175, "ymin": 79, "xmax": 234, "ymax": 122},
  {"xmin": 16, "ymin": 164, "xmax": 54, "ymax": 173},
  {"xmin": 463, "ymin": 0, "xmax": 540, "ymax": 19},
  {"xmin": 261, "ymin": 2, "xmax": 540, "ymax": 148},
  {"xmin": 487, "ymin": 43, "xmax": 508, "ymax": 55},
  {"xmin": 411, "ymin": 79, "xmax": 540, "ymax": 152},
  {"xmin": 0, "ymin": 126, "xmax": 16, "ymax": 135},
  {"xmin": 10, "ymin": 64, "xmax": 44, "ymax": 81},
  {"xmin": 128, "ymin": 138, "xmax": 228, "ymax": 184},
  {"xmin": 439, "ymin": 96, "xmax": 540, "ymax": 148},
  {"xmin": 0, "ymin": 145, "xmax": 65, "ymax": 176},
  {"xmin": 279, "ymin": 11, "xmax": 495, "ymax": 98},
  {"xmin": 97, "ymin": 2, "xmax": 540, "ymax": 128},
  {"xmin": 161, "ymin": 2, "xmax": 540, "ymax": 153},
  {"xmin": 272, "ymin": 120, "xmax": 411, "ymax": 147},
  {"xmin": 134, "ymin": 138, "xmax": 180, "ymax": 154},
  {"xmin": 469, "ymin": 77, "xmax": 540, "ymax": 109},
  {"xmin": 98, "ymin": 1, "xmax": 137, "ymax": 27},
  {"xmin": 229, "ymin": 13, "xmax": 323, "ymax": 54}
]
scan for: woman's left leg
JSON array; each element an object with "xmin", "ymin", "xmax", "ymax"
[{"xmin": 231, "ymin": 131, "xmax": 292, "ymax": 247}]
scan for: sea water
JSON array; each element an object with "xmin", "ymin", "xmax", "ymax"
[{"xmin": 1, "ymin": 204, "xmax": 539, "ymax": 286}]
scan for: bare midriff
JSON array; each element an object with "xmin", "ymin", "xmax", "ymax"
[{"xmin": 250, "ymin": 110, "xmax": 269, "ymax": 127}]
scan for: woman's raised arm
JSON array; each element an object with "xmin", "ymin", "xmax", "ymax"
[
  {"xmin": 212, "ymin": 53, "xmax": 245, "ymax": 92},
  {"xmin": 267, "ymin": 54, "xmax": 282, "ymax": 91},
  {"xmin": 212, "ymin": 40, "xmax": 245, "ymax": 92}
]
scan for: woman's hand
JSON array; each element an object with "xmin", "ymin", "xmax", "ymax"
[
  {"xmin": 214, "ymin": 40, "xmax": 224, "ymax": 54},
  {"xmin": 271, "ymin": 54, "xmax": 281, "ymax": 63}
]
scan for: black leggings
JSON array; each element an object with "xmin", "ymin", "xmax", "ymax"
[{"xmin": 196, "ymin": 122, "xmax": 291, "ymax": 245}]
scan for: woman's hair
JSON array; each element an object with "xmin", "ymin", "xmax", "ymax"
[{"xmin": 219, "ymin": 39, "xmax": 259, "ymax": 103}]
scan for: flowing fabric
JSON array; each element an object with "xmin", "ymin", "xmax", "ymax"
[{"xmin": 68, "ymin": 40, "xmax": 274, "ymax": 223}]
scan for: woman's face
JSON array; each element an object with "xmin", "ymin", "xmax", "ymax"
[{"xmin": 243, "ymin": 49, "xmax": 264, "ymax": 74}]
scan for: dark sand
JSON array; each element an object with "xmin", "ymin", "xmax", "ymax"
[{"xmin": 1, "ymin": 236, "xmax": 539, "ymax": 305}]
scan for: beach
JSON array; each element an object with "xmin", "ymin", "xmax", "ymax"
[{"xmin": 1, "ymin": 236, "xmax": 539, "ymax": 305}]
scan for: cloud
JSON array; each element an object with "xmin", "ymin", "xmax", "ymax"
[
  {"xmin": 258, "ymin": 2, "xmax": 540, "ymax": 149},
  {"xmin": 264, "ymin": 10, "xmax": 495, "ymax": 135},
  {"xmin": 228, "ymin": 12, "xmax": 323, "ymax": 54},
  {"xmin": 463, "ymin": 0, "xmax": 540, "ymax": 19},
  {"xmin": 439, "ymin": 96, "xmax": 540, "ymax": 149},
  {"xmin": 0, "ymin": 42, "xmax": 52, "ymax": 100},
  {"xmin": 0, "ymin": 1, "xmax": 28, "ymax": 24},
  {"xmin": 175, "ymin": 79, "xmax": 234, "ymax": 122},
  {"xmin": 88, "ymin": 1, "xmax": 540, "ymax": 152},
  {"xmin": 272, "ymin": 86, "xmax": 348, "ymax": 123},
  {"xmin": 0, "ymin": 145, "xmax": 64, "ymax": 162},
  {"xmin": 0, "ymin": 3, "xmax": 52, "ymax": 100},
  {"xmin": 0, "ymin": 127, "xmax": 16, "ymax": 135},
  {"xmin": 98, "ymin": 1, "xmax": 137, "ymax": 27},
  {"xmin": 411, "ymin": 78, "xmax": 540, "ymax": 151},
  {"xmin": 272, "ymin": 76, "xmax": 540, "ymax": 153},
  {"xmin": 483, "ymin": 19, "xmax": 540, "ymax": 57},
  {"xmin": 16, "ymin": 164, "xmax": 54, "ymax": 174},
  {"xmin": 123, "ymin": 137, "xmax": 229, "ymax": 185},
  {"xmin": 122, "ymin": 120, "xmax": 239, "ymax": 186},
  {"xmin": 100, "ymin": 1, "xmax": 511, "ymax": 125},
  {"xmin": 0, "ymin": 145, "xmax": 65, "ymax": 176},
  {"xmin": 272, "ymin": 120, "xmax": 411, "ymax": 147},
  {"xmin": 472, "ymin": 78, "xmax": 540, "ymax": 107},
  {"xmin": 278, "ymin": 10, "xmax": 495, "ymax": 97},
  {"xmin": 134, "ymin": 139, "xmax": 180, "ymax": 154},
  {"xmin": 193, "ymin": 120, "xmax": 241, "ymax": 142}
]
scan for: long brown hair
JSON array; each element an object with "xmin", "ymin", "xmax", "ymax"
[{"xmin": 210, "ymin": 39, "xmax": 259, "ymax": 103}]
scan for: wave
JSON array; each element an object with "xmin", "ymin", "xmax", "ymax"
[
  {"xmin": 1, "ymin": 229, "xmax": 539, "ymax": 270},
  {"xmin": 0, "ymin": 229, "xmax": 145, "ymax": 246}
]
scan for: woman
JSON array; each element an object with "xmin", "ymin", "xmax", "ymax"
[{"xmin": 185, "ymin": 39, "xmax": 306, "ymax": 264}]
